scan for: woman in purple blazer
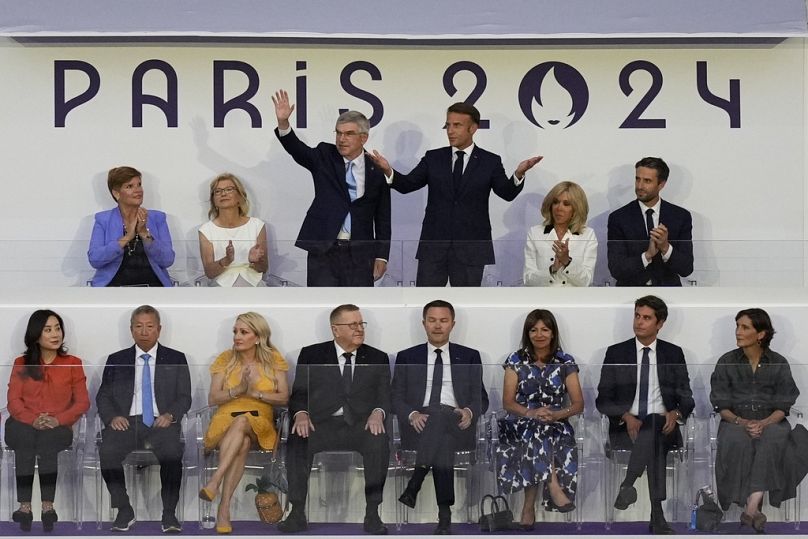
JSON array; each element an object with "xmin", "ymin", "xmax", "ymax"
[{"xmin": 87, "ymin": 167, "xmax": 175, "ymax": 287}]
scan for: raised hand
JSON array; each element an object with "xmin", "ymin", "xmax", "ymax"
[
  {"xmin": 271, "ymin": 89, "xmax": 295, "ymax": 129},
  {"xmin": 248, "ymin": 242, "xmax": 265, "ymax": 264},
  {"xmin": 515, "ymin": 155, "xmax": 543, "ymax": 179},
  {"xmin": 368, "ymin": 150, "xmax": 393, "ymax": 177}
]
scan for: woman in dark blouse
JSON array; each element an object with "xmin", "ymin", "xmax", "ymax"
[{"xmin": 709, "ymin": 308, "xmax": 799, "ymax": 533}]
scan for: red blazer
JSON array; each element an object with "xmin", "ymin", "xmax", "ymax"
[{"xmin": 7, "ymin": 354, "xmax": 90, "ymax": 426}]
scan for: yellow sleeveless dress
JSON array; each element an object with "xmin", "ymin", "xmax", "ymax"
[{"xmin": 203, "ymin": 350, "xmax": 288, "ymax": 451}]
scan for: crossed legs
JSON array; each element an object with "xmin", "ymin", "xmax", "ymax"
[{"xmin": 202, "ymin": 416, "xmax": 257, "ymax": 529}]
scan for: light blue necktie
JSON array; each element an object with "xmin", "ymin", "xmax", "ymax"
[
  {"xmin": 141, "ymin": 353, "xmax": 154, "ymax": 427},
  {"xmin": 342, "ymin": 161, "xmax": 358, "ymax": 234}
]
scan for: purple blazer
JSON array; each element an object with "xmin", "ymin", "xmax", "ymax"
[{"xmin": 87, "ymin": 207, "xmax": 175, "ymax": 287}]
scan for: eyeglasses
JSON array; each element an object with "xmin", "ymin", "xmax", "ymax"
[
  {"xmin": 332, "ymin": 321, "xmax": 367, "ymax": 330},
  {"xmin": 334, "ymin": 129, "xmax": 363, "ymax": 138},
  {"xmin": 213, "ymin": 187, "xmax": 238, "ymax": 196}
]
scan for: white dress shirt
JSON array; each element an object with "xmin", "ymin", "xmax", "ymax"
[
  {"xmin": 421, "ymin": 343, "xmax": 458, "ymax": 408},
  {"xmin": 638, "ymin": 198, "xmax": 673, "ymax": 268},
  {"xmin": 628, "ymin": 338, "xmax": 666, "ymax": 416}
]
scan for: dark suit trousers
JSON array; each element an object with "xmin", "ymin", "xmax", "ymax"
[
  {"xmin": 416, "ymin": 249, "xmax": 484, "ymax": 287},
  {"xmin": 307, "ymin": 242, "xmax": 374, "ymax": 287},
  {"xmin": 4, "ymin": 418, "xmax": 73, "ymax": 503},
  {"xmin": 99, "ymin": 417, "xmax": 183, "ymax": 512},
  {"xmin": 610, "ymin": 414, "xmax": 680, "ymax": 502},
  {"xmin": 412, "ymin": 405, "xmax": 466, "ymax": 506},
  {"xmin": 286, "ymin": 416, "xmax": 389, "ymax": 510}
]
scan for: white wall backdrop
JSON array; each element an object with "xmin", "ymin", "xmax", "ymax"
[{"xmin": 0, "ymin": 38, "xmax": 805, "ymax": 287}]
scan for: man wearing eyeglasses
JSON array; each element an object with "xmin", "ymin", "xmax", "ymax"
[
  {"xmin": 280, "ymin": 304, "xmax": 391, "ymax": 534},
  {"xmin": 370, "ymin": 102, "xmax": 542, "ymax": 286},
  {"xmin": 272, "ymin": 89, "xmax": 391, "ymax": 287}
]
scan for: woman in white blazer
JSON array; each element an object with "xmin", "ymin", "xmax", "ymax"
[{"xmin": 523, "ymin": 181, "xmax": 597, "ymax": 286}]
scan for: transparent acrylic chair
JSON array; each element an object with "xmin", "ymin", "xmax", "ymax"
[
  {"xmin": 487, "ymin": 409, "xmax": 584, "ymax": 530},
  {"xmin": 600, "ymin": 413, "xmax": 695, "ymax": 530},
  {"xmin": 0, "ymin": 410, "xmax": 88, "ymax": 529},
  {"xmin": 194, "ymin": 406, "xmax": 289, "ymax": 529},
  {"xmin": 392, "ymin": 411, "xmax": 490, "ymax": 528},
  {"xmin": 708, "ymin": 408, "xmax": 802, "ymax": 530},
  {"xmin": 89, "ymin": 415, "xmax": 189, "ymax": 529}
]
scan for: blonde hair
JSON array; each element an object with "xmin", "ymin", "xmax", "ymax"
[
  {"xmin": 540, "ymin": 181, "xmax": 589, "ymax": 234},
  {"xmin": 208, "ymin": 173, "xmax": 250, "ymax": 220},
  {"xmin": 222, "ymin": 312, "xmax": 281, "ymax": 384}
]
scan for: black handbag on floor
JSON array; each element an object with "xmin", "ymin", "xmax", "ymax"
[
  {"xmin": 478, "ymin": 494, "xmax": 516, "ymax": 532},
  {"xmin": 695, "ymin": 487, "xmax": 723, "ymax": 532}
]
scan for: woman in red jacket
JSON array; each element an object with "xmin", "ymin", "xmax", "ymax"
[{"xmin": 6, "ymin": 310, "xmax": 90, "ymax": 532}]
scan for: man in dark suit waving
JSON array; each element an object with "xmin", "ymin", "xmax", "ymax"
[
  {"xmin": 272, "ymin": 89, "xmax": 391, "ymax": 287},
  {"xmin": 607, "ymin": 157, "xmax": 693, "ymax": 286},
  {"xmin": 96, "ymin": 305, "xmax": 192, "ymax": 533},
  {"xmin": 392, "ymin": 300, "xmax": 488, "ymax": 534},
  {"xmin": 279, "ymin": 304, "xmax": 391, "ymax": 535},
  {"xmin": 370, "ymin": 103, "xmax": 542, "ymax": 286},
  {"xmin": 596, "ymin": 295, "xmax": 694, "ymax": 534}
]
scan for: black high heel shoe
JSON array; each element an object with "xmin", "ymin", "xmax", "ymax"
[
  {"xmin": 12, "ymin": 510, "xmax": 33, "ymax": 532},
  {"xmin": 41, "ymin": 509, "xmax": 58, "ymax": 532}
]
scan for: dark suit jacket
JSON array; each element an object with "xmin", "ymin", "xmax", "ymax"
[
  {"xmin": 275, "ymin": 128, "xmax": 391, "ymax": 261},
  {"xmin": 595, "ymin": 338, "xmax": 695, "ymax": 428},
  {"xmin": 96, "ymin": 344, "xmax": 192, "ymax": 426},
  {"xmin": 391, "ymin": 343, "xmax": 488, "ymax": 450},
  {"xmin": 392, "ymin": 146, "xmax": 523, "ymax": 265},
  {"xmin": 289, "ymin": 340, "xmax": 391, "ymax": 425},
  {"xmin": 607, "ymin": 199, "xmax": 693, "ymax": 286}
]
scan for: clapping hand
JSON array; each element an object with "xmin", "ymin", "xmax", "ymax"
[{"xmin": 248, "ymin": 242, "xmax": 265, "ymax": 264}]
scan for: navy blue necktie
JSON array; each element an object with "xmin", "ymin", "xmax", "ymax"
[
  {"xmin": 638, "ymin": 347, "xmax": 650, "ymax": 419},
  {"xmin": 428, "ymin": 349, "xmax": 444, "ymax": 407},
  {"xmin": 452, "ymin": 151, "xmax": 465, "ymax": 193},
  {"xmin": 645, "ymin": 208, "xmax": 655, "ymax": 236}
]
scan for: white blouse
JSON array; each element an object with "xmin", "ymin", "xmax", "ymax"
[
  {"xmin": 523, "ymin": 225, "xmax": 598, "ymax": 287},
  {"xmin": 199, "ymin": 217, "xmax": 267, "ymax": 287}
]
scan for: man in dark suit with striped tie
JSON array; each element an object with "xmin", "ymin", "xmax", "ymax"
[
  {"xmin": 596, "ymin": 296, "xmax": 694, "ymax": 534},
  {"xmin": 391, "ymin": 300, "xmax": 488, "ymax": 534},
  {"xmin": 279, "ymin": 304, "xmax": 391, "ymax": 535},
  {"xmin": 272, "ymin": 89, "xmax": 391, "ymax": 287},
  {"xmin": 607, "ymin": 157, "xmax": 694, "ymax": 286}
]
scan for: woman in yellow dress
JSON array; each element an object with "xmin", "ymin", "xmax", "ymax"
[{"xmin": 199, "ymin": 312, "xmax": 289, "ymax": 533}]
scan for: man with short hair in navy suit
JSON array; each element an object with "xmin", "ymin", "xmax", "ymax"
[
  {"xmin": 391, "ymin": 300, "xmax": 488, "ymax": 534},
  {"xmin": 596, "ymin": 295, "xmax": 694, "ymax": 534},
  {"xmin": 370, "ymin": 103, "xmax": 542, "ymax": 286},
  {"xmin": 607, "ymin": 157, "xmax": 694, "ymax": 286},
  {"xmin": 96, "ymin": 305, "xmax": 192, "ymax": 533},
  {"xmin": 272, "ymin": 89, "xmax": 391, "ymax": 287}
]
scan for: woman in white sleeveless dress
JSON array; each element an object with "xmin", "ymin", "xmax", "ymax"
[{"xmin": 199, "ymin": 173, "xmax": 268, "ymax": 287}]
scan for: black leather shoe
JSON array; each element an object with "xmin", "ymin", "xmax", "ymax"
[
  {"xmin": 111, "ymin": 505, "xmax": 136, "ymax": 532},
  {"xmin": 278, "ymin": 512, "xmax": 308, "ymax": 533},
  {"xmin": 363, "ymin": 514, "xmax": 388, "ymax": 535},
  {"xmin": 546, "ymin": 499, "xmax": 576, "ymax": 513},
  {"xmin": 12, "ymin": 510, "xmax": 33, "ymax": 532},
  {"xmin": 41, "ymin": 509, "xmax": 58, "ymax": 532},
  {"xmin": 434, "ymin": 518, "xmax": 451, "ymax": 535},
  {"xmin": 161, "ymin": 513, "xmax": 182, "ymax": 533},
  {"xmin": 614, "ymin": 485, "xmax": 637, "ymax": 510},
  {"xmin": 398, "ymin": 488, "xmax": 417, "ymax": 509},
  {"xmin": 649, "ymin": 515, "xmax": 675, "ymax": 535}
]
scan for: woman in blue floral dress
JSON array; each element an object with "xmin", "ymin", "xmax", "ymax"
[{"xmin": 496, "ymin": 309, "xmax": 584, "ymax": 529}]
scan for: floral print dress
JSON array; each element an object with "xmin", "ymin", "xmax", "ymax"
[{"xmin": 495, "ymin": 350, "xmax": 578, "ymax": 507}]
